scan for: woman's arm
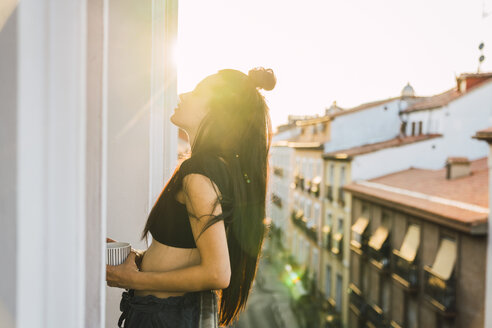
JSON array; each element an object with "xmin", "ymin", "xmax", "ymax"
[
  {"xmin": 136, "ymin": 173, "xmax": 230, "ymax": 291},
  {"xmin": 130, "ymin": 220, "xmax": 230, "ymax": 291},
  {"xmin": 107, "ymin": 173, "xmax": 230, "ymax": 291}
]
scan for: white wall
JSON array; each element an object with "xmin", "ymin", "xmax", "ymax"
[
  {"xmin": 7, "ymin": 0, "xmax": 178, "ymax": 327},
  {"xmin": 16, "ymin": 1, "xmax": 88, "ymax": 327},
  {"xmin": 104, "ymin": 0, "xmax": 178, "ymax": 326},
  {"xmin": 352, "ymin": 137, "xmax": 444, "ymax": 180},
  {"xmin": 323, "ymin": 99, "xmax": 403, "ymax": 153},
  {"xmin": 352, "ymin": 81, "xmax": 492, "ymax": 181},
  {"xmin": 0, "ymin": 6, "xmax": 17, "ymax": 328}
]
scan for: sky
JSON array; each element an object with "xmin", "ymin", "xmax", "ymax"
[{"xmin": 176, "ymin": 0, "xmax": 492, "ymax": 132}]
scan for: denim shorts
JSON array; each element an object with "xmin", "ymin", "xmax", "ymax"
[{"xmin": 118, "ymin": 289, "xmax": 200, "ymax": 328}]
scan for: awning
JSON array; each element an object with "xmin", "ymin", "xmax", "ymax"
[
  {"xmin": 430, "ymin": 238, "xmax": 457, "ymax": 280},
  {"xmin": 368, "ymin": 226, "xmax": 389, "ymax": 251},
  {"xmin": 351, "ymin": 217, "xmax": 369, "ymax": 248},
  {"xmin": 399, "ymin": 224, "xmax": 420, "ymax": 262},
  {"xmin": 351, "ymin": 217, "xmax": 369, "ymax": 235}
]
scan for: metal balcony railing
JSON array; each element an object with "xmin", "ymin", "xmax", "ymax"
[
  {"xmin": 368, "ymin": 238, "xmax": 390, "ymax": 271},
  {"xmin": 366, "ymin": 303, "xmax": 386, "ymax": 328},
  {"xmin": 348, "ymin": 284, "xmax": 366, "ymax": 317},
  {"xmin": 423, "ymin": 266, "xmax": 456, "ymax": 315},
  {"xmin": 331, "ymin": 233, "xmax": 343, "ymax": 257},
  {"xmin": 391, "ymin": 250, "xmax": 418, "ymax": 291}
]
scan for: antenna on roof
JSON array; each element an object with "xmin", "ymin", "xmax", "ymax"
[{"xmin": 477, "ymin": 0, "xmax": 490, "ymax": 72}]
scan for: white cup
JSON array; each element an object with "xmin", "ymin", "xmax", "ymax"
[{"xmin": 106, "ymin": 242, "xmax": 131, "ymax": 266}]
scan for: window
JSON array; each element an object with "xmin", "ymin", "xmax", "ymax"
[
  {"xmin": 351, "ymin": 216, "xmax": 369, "ymax": 249},
  {"xmin": 325, "ymin": 265, "xmax": 332, "ymax": 297},
  {"xmin": 335, "ymin": 274, "xmax": 343, "ymax": 312},
  {"xmin": 381, "ymin": 278, "xmax": 391, "ymax": 314},
  {"xmin": 338, "ymin": 217, "xmax": 344, "ymax": 234},
  {"xmin": 305, "ymin": 199, "xmax": 312, "ymax": 220},
  {"xmin": 411, "ymin": 122, "xmax": 416, "ymax": 136},
  {"xmin": 418, "ymin": 121, "xmax": 423, "ymax": 135},
  {"xmin": 312, "ymin": 249, "xmax": 319, "ymax": 277},
  {"xmin": 406, "ymin": 296, "xmax": 419, "ymax": 328},
  {"xmin": 340, "ymin": 166, "xmax": 345, "ymax": 187},
  {"xmin": 400, "ymin": 121, "xmax": 407, "ymax": 136},
  {"xmin": 330, "ymin": 164, "xmax": 334, "ymax": 185},
  {"xmin": 314, "ymin": 204, "xmax": 320, "ymax": 226},
  {"xmin": 326, "ymin": 211, "xmax": 333, "ymax": 227}
]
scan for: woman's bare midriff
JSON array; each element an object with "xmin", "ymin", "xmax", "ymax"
[{"xmin": 133, "ymin": 236, "xmax": 201, "ymax": 298}]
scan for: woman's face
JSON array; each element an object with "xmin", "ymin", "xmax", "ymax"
[{"xmin": 171, "ymin": 74, "xmax": 221, "ymax": 133}]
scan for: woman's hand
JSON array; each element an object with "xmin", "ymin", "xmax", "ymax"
[
  {"xmin": 106, "ymin": 237, "xmax": 146, "ymax": 270},
  {"xmin": 106, "ymin": 251, "xmax": 140, "ymax": 289}
]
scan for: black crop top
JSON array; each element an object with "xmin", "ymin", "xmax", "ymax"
[{"xmin": 148, "ymin": 154, "xmax": 233, "ymax": 248}]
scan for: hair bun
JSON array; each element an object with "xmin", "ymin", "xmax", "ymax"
[{"xmin": 248, "ymin": 67, "xmax": 276, "ymax": 91}]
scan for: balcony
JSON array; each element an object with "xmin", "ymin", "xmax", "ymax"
[
  {"xmin": 391, "ymin": 250, "xmax": 418, "ymax": 291},
  {"xmin": 348, "ymin": 283, "xmax": 366, "ymax": 317},
  {"xmin": 322, "ymin": 225, "xmax": 332, "ymax": 251},
  {"xmin": 331, "ymin": 233, "xmax": 343, "ymax": 257},
  {"xmin": 366, "ymin": 303, "xmax": 387, "ymax": 328},
  {"xmin": 325, "ymin": 185, "xmax": 333, "ymax": 201},
  {"xmin": 273, "ymin": 166, "xmax": 284, "ymax": 177},
  {"xmin": 423, "ymin": 237, "xmax": 456, "ymax": 315},
  {"xmin": 337, "ymin": 187, "xmax": 345, "ymax": 207},
  {"xmin": 350, "ymin": 217, "xmax": 369, "ymax": 255},
  {"xmin": 299, "ymin": 176, "xmax": 305, "ymax": 190},
  {"xmin": 367, "ymin": 226, "xmax": 390, "ymax": 271},
  {"xmin": 391, "ymin": 224, "xmax": 420, "ymax": 291},
  {"xmin": 291, "ymin": 209, "xmax": 305, "ymax": 227},
  {"xmin": 423, "ymin": 266, "xmax": 456, "ymax": 315},
  {"xmin": 306, "ymin": 223, "xmax": 318, "ymax": 243},
  {"xmin": 271, "ymin": 193, "xmax": 282, "ymax": 208},
  {"xmin": 322, "ymin": 297, "xmax": 342, "ymax": 328},
  {"xmin": 310, "ymin": 176, "xmax": 322, "ymax": 198},
  {"xmin": 304, "ymin": 179, "xmax": 311, "ymax": 192}
]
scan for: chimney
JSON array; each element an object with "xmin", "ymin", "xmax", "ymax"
[{"xmin": 445, "ymin": 157, "xmax": 471, "ymax": 179}]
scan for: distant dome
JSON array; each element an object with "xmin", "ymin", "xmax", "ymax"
[
  {"xmin": 401, "ymin": 82, "xmax": 415, "ymax": 98},
  {"xmin": 325, "ymin": 101, "xmax": 343, "ymax": 116}
]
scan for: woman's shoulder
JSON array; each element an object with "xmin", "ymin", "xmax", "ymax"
[
  {"xmin": 177, "ymin": 153, "xmax": 231, "ymax": 194},
  {"xmin": 179, "ymin": 153, "xmax": 228, "ymax": 173}
]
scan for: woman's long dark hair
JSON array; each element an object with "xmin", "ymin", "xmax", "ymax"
[{"xmin": 140, "ymin": 68, "xmax": 275, "ymax": 326}]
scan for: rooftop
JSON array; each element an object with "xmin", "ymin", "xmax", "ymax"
[
  {"xmin": 322, "ymin": 134, "xmax": 442, "ymax": 159},
  {"xmin": 473, "ymin": 126, "xmax": 492, "ymax": 142},
  {"xmin": 401, "ymin": 72, "xmax": 492, "ymax": 113},
  {"xmin": 344, "ymin": 157, "xmax": 489, "ymax": 234}
]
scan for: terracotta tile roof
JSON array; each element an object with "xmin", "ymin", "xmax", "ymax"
[
  {"xmin": 344, "ymin": 157, "xmax": 489, "ymax": 233},
  {"xmin": 401, "ymin": 88, "xmax": 461, "ymax": 113},
  {"xmin": 272, "ymin": 126, "xmax": 331, "ymax": 149},
  {"xmin": 323, "ymin": 134, "xmax": 442, "ymax": 159},
  {"xmin": 402, "ymin": 73, "xmax": 492, "ymax": 113},
  {"xmin": 328, "ymin": 97, "xmax": 399, "ymax": 119},
  {"xmin": 473, "ymin": 126, "xmax": 492, "ymax": 141}
]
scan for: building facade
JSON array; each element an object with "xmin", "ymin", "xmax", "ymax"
[{"xmin": 345, "ymin": 157, "xmax": 488, "ymax": 328}]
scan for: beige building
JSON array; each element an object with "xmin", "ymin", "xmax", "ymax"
[{"xmin": 344, "ymin": 157, "xmax": 488, "ymax": 328}]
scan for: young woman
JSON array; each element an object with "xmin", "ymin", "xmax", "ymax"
[{"xmin": 106, "ymin": 67, "xmax": 276, "ymax": 327}]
